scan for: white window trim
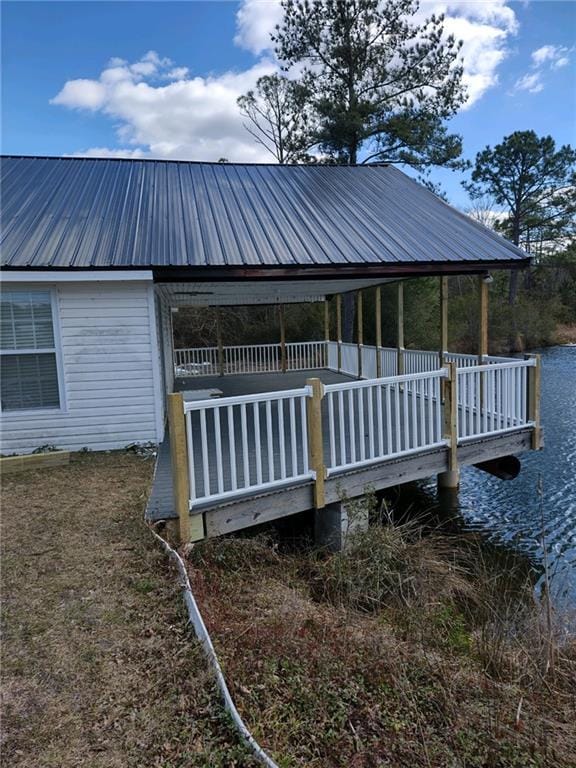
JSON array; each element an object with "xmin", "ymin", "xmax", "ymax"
[{"xmin": 0, "ymin": 286, "xmax": 67, "ymax": 416}]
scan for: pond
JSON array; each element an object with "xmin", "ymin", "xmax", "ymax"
[{"xmin": 422, "ymin": 345, "xmax": 576, "ymax": 606}]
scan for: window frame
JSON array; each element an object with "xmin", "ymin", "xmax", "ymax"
[{"xmin": 0, "ymin": 286, "xmax": 67, "ymax": 416}]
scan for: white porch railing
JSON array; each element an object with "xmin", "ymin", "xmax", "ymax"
[
  {"xmin": 324, "ymin": 369, "xmax": 447, "ymax": 475},
  {"xmin": 174, "ymin": 357, "xmax": 538, "ymax": 511},
  {"xmin": 174, "ymin": 340, "xmax": 518, "ymax": 381},
  {"xmin": 174, "ymin": 341, "xmax": 326, "ymax": 377},
  {"xmin": 457, "ymin": 359, "xmax": 535, "ymax": 442},
  {"xmin": 183, "ymin": 387, "xmax": 312, "ymax": 507}
]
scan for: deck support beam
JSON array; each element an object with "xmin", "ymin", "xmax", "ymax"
[
  {"xmin": 375, "ymin": 286, "xmax": 382, "ymax": 378},
  {"xmin": 336, "ymin": 294, "xmax": 342, "ymax": 373},
  {"xmin": 397, "ymin": 282, "xmax": 405, "ymax": 375},
  {"xmin": 439, "ymin": 277, "xmax": 448, "ymax": 368},
  {"xmin": 279, "ymin": 304, "xmax": 287, "ymax": 373},
  {"xmin": 357, "ymin": 289, "xmax": 363, "ymax": 379},
  {"xmin": 216, "ymin": 308, "xmax": 224, "ymax": 376},
  {"xmin": 167, "ymin": 393, "xmax": 204, "ymax": 543},
  {"xmin": 306, "ymin": 377, "xmax": 326, "ymax": 509},
  {"xmin": 478, "ymin": 276, "xmax": 489, "ymax": 362}
]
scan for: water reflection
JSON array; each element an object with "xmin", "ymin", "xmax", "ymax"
[{"xmin": 391, "ymin": 346, "xmax": 576, "ymax": 607}]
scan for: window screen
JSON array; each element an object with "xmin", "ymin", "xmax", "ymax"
[{"xmin": 0, "ymin": 290, "xmax": 61, "ymax": 411}]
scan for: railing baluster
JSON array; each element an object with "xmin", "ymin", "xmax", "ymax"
[
  {"xmin": 358, "ymin": 386, "xmax": 366, "ymax": 461},
  {"xmin": 410, "ymin": 378, "xmax": 417, "ymax": 448},
  {"xmin": 418, "ymin": 378, "xmax": 425, "ymax": 447},
  {"xmin": 199, "ymin": 408, "xmax": 210, "ymax": 498},
  {"xmin": 240, "ymin": 403, "xmax": 250, "ymax": 487},
  {"xmin": 227, "ymin": 405, "xmax": 237, "ymax": 491},
  {"xmin": 214, "ymin": 407, "xmax": 224, "ymax": 494},
  {"xmin": 349, "ymin": 388, "xmax": 357, "ymax": 463},
  {"xmin": 328, "ymin": 391, "xmax": 336, "ymax": 468},
  {"xmin": 185, "ymin": 411, "xmax": 196, "ymax": 505},
  {"xmin": 289, "ymin": 397, "xmax": 297, "ymax": 475},
  {"xmin": 385, "ymin": 385, "xmax": 392, "ymax": 455},
  {"xmin": 266, "ymin": 399, "xmax": 274, "ymax": 482},
  {"xmin": 278, "ymin": 400, "xmax": 286, "ymax": 479},
  {"xmin": 300, "ymin": 395, "xmax": 309, "ymax": 475},
  {"xmin": 338, "ymin": 389, "xmax": 346, "ymax": 466},
  {"xmin": 254, "ymin": 402, "xmax": 262, "ymax": 485},
  {"xmin": 402, "ymin": 383, "xmax": 409, "ymax": 452}
]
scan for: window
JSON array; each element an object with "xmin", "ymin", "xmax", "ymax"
[{"xmin": 0, "ymin": 290, "xmax": 61, "ymax": 411}]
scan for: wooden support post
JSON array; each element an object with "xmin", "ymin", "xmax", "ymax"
[
  {"xmin": 397, "ymin": 282, "xmax": 405, "ymax": 375},
  {"xmin": 443, "ymin": 362, "xmax": 458, "ymax": 473},
  {"xmin": 168, "ymin": 393, "xmax": 193, "ymax": 543},
  {"xmin": 439, "ymin": 277, "xmax": 448, "ymax": 368},
  {"xmin": 279, "ymin": 304, "xmax": 287, "ymax": 373},
  {"xmin": 216, "ymin": 308, "xmax": 224, "ymax": 376},
  {"xmin": 306, "ymin": 378, "xmax": 326, "ymax": 509},
  {"xmin": 478, "ymin": 276, "xmax": 489, "ymax": 363},
  {"xmin": 324, "ymin": 298, "xmax": 330, "ymax": 368},
  {"xmin": 375, "ymin": 285, "xmax": 382, "ymax": 378},
  {"xmin": 356, "ymin": 290, "xmax": 363, "ymax": 378},
  {"xmin": 525, "ymin": 353, "xmax": 542, "ymax": 449},
  {"xmin": 336, "ymin": 294, "xmax": 342, "ymax": 373}
]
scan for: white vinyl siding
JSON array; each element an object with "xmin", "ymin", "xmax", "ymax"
[{"xmin": 0, "ymin": 281, "xmax": 164, "ymax": 454}]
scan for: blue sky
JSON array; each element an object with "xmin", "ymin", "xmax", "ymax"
[{"xmin": 2, "ymin": 1, "xmax": 575, "ymax": 206}]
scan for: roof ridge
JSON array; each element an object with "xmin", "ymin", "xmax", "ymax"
[{"xmin": 0, "ymin": 154, "xmax": 389, "ymax": 169}]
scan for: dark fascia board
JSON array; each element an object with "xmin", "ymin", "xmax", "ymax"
[
  {"xmin": 151, "ymin": 259, "xmax": 531, "ymax": 283},
  {"xmin": 1, "ymin": 259, "xmax": 531, "ymax": 281}
]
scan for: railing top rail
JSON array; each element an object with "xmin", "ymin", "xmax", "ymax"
[
  {"xmin": 325, "ymin": 368, "xmax": 448, "ymax": 393},
  {"xmin": 183, "ymin": 386, "xmax": 312, "ymax": 412},
  {"xmin": 175, "ymin": 346, "xmax": 218, "ymax": 353},
  {"xmin": 456, "ymin": 359, "xmax": 535, "ymax": 374},
  {"xmin": 176, "ymin": 340, "xmax": 325, "ymax": 353}
]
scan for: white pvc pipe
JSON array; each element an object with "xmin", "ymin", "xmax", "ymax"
[{"xmin": 148, "ymin": 526, "xmax": 280, "ymax": 768}]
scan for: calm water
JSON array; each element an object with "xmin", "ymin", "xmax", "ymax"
[{"xmin": 423, "ymin": 346, "xmax": 576, "ymax": 604}]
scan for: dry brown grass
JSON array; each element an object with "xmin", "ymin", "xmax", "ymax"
[
  {"xmin": 188, "ymin": 531, "xmax": 576, "ymax": 768},
  {"xmin": 553, "ymin": 324, "xmax": 576, "ymax": 345},
  {"xmin": 0, "ymin": 452, "xmax": 257, "ymax": 768}
]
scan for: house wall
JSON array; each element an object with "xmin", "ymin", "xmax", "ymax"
[{"xmin": 0, "ymin": 280, "xmax": 165, "ymax": 454}]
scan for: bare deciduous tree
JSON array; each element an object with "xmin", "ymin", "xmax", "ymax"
[{"xmin": 237, "ymin": 74, "xmax": 317, "ymax": 164}]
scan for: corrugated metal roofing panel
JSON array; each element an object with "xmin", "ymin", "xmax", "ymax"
[{"xmin": 0, "ymin": 155, "xmax": 529, "ymax": 269}]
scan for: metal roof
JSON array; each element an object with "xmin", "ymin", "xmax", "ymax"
[{"xmin": 0, "ymin": 155, "xmax": 529, "ymax": 271}]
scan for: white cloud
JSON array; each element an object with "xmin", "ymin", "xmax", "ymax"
[
  {"xmin": 51, "ymin": 78, "xmax": 107, "ymax": 110},
  {"xmin": 52, "ymin": 2, "xmax": 521, "ymax": 159},
  {"xmin": 515, "ymin": 71, "xmax": 544, "ymax": 93},
  {"xmin": 52, "ymin": 52, "xmax": 278, "ymax": 162},
  {"xmin": 165, "ymin": 67, "xmax": 190, "ymax": 80},
  {"xmin": 66, "ymin": 147, "xmax": 148, "ymax": 159},
  {"xmin": 235, "ymin": 0, "xmax": 284, "ymax": 55},
  {"xmin": 514, "ymin": 42, "xmax": 572, "ymax": 95},
  {"xmin": 531, "ymin": 44, "xmax": 571, "ymax": 68}
]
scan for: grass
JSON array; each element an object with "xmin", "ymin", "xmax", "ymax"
[
  {"xmin": 187, "ymin": 511, "xmax": 576, "ymax": 768},
  {"xmin": 3, "ymin": 455, "xmax": 575, "ymax": 767},
  {"xmin": 0, "ymin": 452, "xmax": 257, "ymax": 767}
]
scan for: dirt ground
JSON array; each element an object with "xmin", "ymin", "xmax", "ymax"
[{"xmin": 0, "ymin": 452, "xmax": 256, "ymax": 768}]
